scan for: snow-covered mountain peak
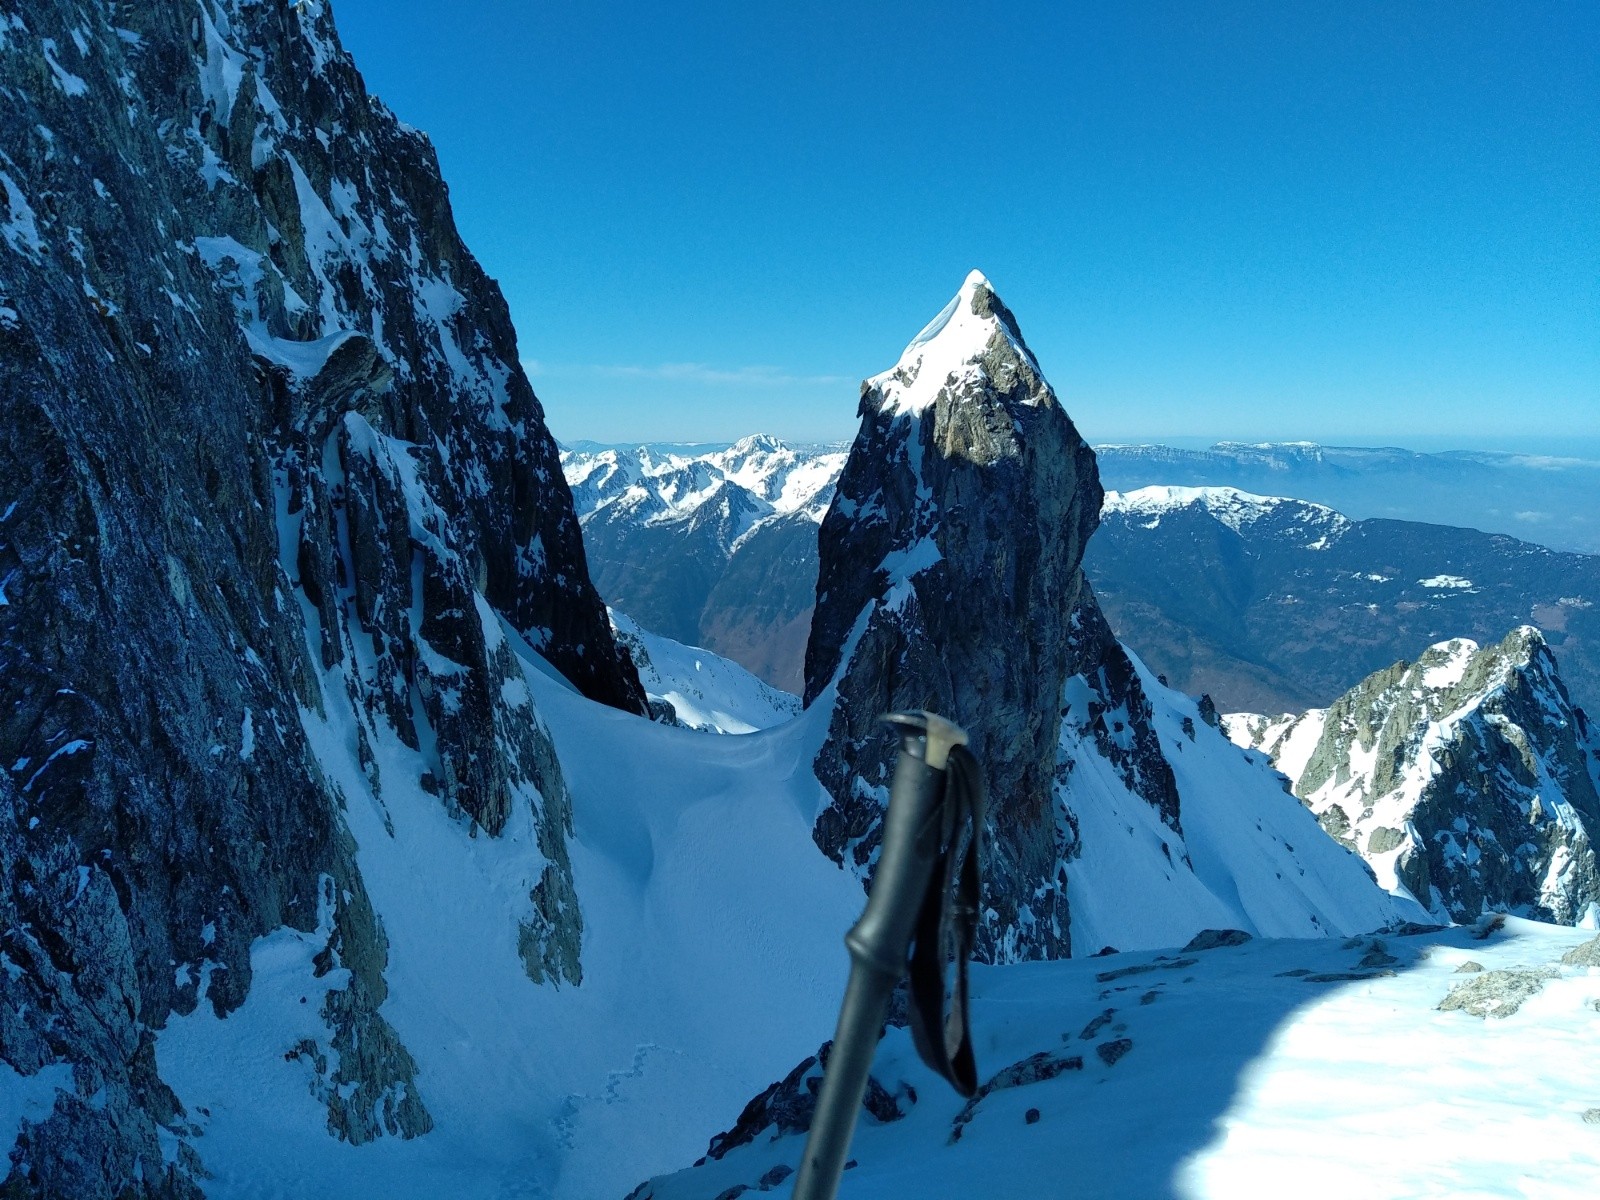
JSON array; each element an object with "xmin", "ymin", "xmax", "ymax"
[
  {"xmin": 1102, "ymin": 485, "xmax": 1351, "ymax": 542},
  {"xmin": 1227, "ymin": 627, "xmax": 1600, "ymax": 924},
  {"xmin": 563, "ymin": 438, "xmax": 848, "ymax": 532},
  {"xmin": 867, "ymin": 270, "xmax": 1042, "ymax": 418},
  {"xmin": 722, "ymin": 432, "xmax": 786, "ymax": 458}
]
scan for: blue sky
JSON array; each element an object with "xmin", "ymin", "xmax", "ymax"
[{"xmin": 333, "ymin": 1, "xmax": 1597, "ymax": 449}]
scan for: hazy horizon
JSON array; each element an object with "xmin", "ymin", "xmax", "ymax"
[{"xmin": 556, "ymin": 429, "xmax": 1600, "ymax": 462}]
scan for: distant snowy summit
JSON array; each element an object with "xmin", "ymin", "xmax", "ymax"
[
  {"xmin": 1227, "ymin": 627, "xmax": 1600, "ymax": 925},
  {"xmin": 560, "ymin": 436, "xmax": 849, "ymax": 691},
  {"xmin": 1102, "ymin": 485, "xmax": 1352, "ymax": 546},
  {"xmin": 562, "ymin": 433, "xmax": 847, "ymax": 537},
  {"xmin": 1096, "ymin": 440, "xmax": 1600, "ymax": 555}
]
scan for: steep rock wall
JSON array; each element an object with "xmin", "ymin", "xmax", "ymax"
[{"xmin": 0, "ymin": 1, "xmax": 638, "ymax": 1192}]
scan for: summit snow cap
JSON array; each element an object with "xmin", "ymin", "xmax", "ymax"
[{"xmin": 868, "ymin": 270, "xmax": 1043, "ymax": 418}]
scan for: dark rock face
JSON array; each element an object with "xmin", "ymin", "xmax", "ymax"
[
  {"xmin": 1232, "ymin": 628, "xmax": 1600, "ymax": 924},
  {"xmin": 803, "ymin": 272, "xmax": 1102, "ymax": 962},
  {"xmin": 0, "ymin": 2, "xmax": 638, "ymax": 1193},
  {"xmin": 947, "ymin": 1050, "xmax": 1084, "ymax": 1143},
  {"xmin": 1056, "ymin": 592, "xmax": 1183, "ymax": 838}
]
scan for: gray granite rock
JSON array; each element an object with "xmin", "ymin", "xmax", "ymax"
[
  {"xmin": 805, "ymin": 273, "xmax": 1109, "ymax": 962},
  {"xmin": 1562, "ymin": 935, "xmax": 1600, "ymax": 968},
  {"xmin": 0, "ymin": 2, "xmax": 639, "ymax": 1192},
  {"xmin": 1438, "ymin": 968, "xmax": 1559, "ymax": 1019}
]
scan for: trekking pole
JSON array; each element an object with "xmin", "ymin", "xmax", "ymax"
[{"xmin": 792, "ymin": 711, "xmax": 985, "ymax": 1200}]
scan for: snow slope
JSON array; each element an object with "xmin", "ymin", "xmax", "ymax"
[
  {"xmin": 610, "ymin": 608, "xmax": 801, "ymax": 733},
  {"xmin": 640, "ymin": 918, "xmax": 1600, "ymax": 1200},
  {"xmin": 1061, "ymin": 647, "xmax": 1426, "ymax": 954},
  {"xmin": 157, "ymin": 603, "xmax": 862, "ymax": 1200},
  {"xmin": 149, "ymin": 597, "xmax": 1425, "ymax": 1200}
]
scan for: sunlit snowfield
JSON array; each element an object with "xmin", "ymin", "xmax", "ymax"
[
  {"xmin": 137, "ymin": 618, "xmax": 1600, "ymax": 1200},
  {"xmin": 650, "ymin": 918, "xmax": 1600, "ymax": 1200}
]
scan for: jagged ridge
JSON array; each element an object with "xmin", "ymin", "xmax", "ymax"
[
  {"xmin": 1227, "ymin": 627, "xmax": 1600, "ymax": 923},
  {"xmin": 803, "ymin": 273, "xmax": 1417, "ymax": 963}
]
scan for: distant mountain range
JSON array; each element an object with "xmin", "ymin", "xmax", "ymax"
[
  {"xmin": 562, "ymin": 436, "xmax": 846, "ymax": 692},
  {"xmin": 1095, "ymin": 441, "xmax": 1600, "ymax": 555},
  {"xmin": 1088, "ymin": 486, "xmax": 1600, "ymax": 716},
  {"xmin": 567, "ymin": 438, "xmax": 1600, "ymax": 554},
  {"xmin": 560, "ymin": 442, "xmax": 1600, "ymax": 716}
]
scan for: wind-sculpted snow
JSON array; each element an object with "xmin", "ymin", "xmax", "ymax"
[
  {"xmin": 0, "ymin": 1, "xmax": 638, "ymax": 1192},
  {"xmin": 1227, "ymin": 628, "xmax": 1600, "ymax": 925}
]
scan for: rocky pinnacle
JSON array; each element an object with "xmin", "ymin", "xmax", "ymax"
[{"xmin": 805, "ymin": 271, "xmax": 1102, "ymax": 962}]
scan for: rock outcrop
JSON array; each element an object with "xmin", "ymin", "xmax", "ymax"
[
  {"xmin": 803, "ymin": 272, "xmax": 1425, "ymax": 963},
  {"xmin": 0, "ymin": 2, "xmax": 638, "ymax": 1193},
  {"xmin": 803, "ymin": 271, "xmax": 1101, "ymax": 961},
  {"xmin": 1227, "ymin": 628, "xmax": 1600, "ymax": 924}
]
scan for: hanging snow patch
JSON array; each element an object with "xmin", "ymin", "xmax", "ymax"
[{"xmin": 868, "ymin": 270, "xmax": 1039, "ymax": 419}]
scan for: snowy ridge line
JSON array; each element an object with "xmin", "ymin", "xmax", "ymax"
[
  {"xmin": 1102, "ymin": 485, "xmax": 1351, "ymax": 533},
  {"xmin": 562, "ymin": 435, "xmax": 848, "ymax": 530},
  {"xmin": 1224, "ymin": 628, "xmax": 1600, "ymax": 925}
]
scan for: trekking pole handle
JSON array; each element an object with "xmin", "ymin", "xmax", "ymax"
[{"xmin": 792, "ymin": 712, "xmax": 968, "ymax": 1200}]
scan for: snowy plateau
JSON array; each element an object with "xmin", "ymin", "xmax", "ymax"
[{"xmin": 3, "ymin": 4, "xmax": 1600, "ymax": 1200}]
